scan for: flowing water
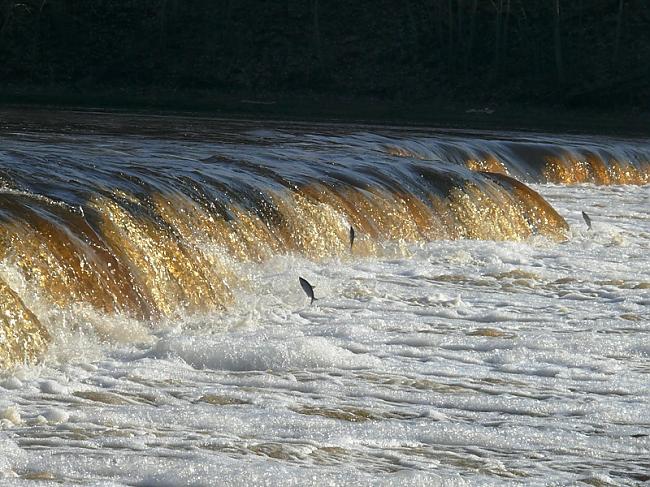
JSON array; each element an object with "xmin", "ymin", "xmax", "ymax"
[{"xmin": 0, "ymin": 111, "xmax": 648, "ymax": 485}]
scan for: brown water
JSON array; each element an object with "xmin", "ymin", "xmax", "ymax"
[{"xmin": 1, "ymin": 110, "xmax": 648, "ymax": 368}]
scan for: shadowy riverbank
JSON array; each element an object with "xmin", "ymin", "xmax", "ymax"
[{"xmin": 1, "ymin": 2, "xmax": 648, "ymax": 136}]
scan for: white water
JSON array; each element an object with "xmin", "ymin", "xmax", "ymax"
[{"xmin": 1, "ymin": 183, "xmax": 648, "ymax": 486}]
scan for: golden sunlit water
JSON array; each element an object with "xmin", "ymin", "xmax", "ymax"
[{"xmin": 0, "ymin": 116, "xmax": 647, "ymax": 368}]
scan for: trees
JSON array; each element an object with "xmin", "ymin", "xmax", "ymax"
[
  {"xmin": 553, "ymin": 0, "xmax": 564, "ymax": 85},
  {"xmin": 0, "ymin": 0, "xmax": 647, "ymax": 109}
]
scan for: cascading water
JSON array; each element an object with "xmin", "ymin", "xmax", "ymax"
[
  {"xmin": 0, "ymin": 111, "xmax": 648, "ymax": 485},
  {"xmin": 2, "ymin": 120, "xmax": 614, "ymax": 367}
]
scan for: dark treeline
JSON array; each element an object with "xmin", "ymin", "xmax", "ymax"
[{"xmin": 0, "ymin": 0, "xmax": 649, "ymax": 111}]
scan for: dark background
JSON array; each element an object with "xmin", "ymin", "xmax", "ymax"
[{"xmin": 1, "ymin": 0, "xmax": 648, "ymax": 127}]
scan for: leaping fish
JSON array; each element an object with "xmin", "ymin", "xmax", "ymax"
[
  {"xmin": 349, "ymin": 226, "xmax": 355, "ymax": 251},
  {"xmin": 582, "ymin": 211, "xmax": 592, "ymax": 230},
  {"xmin": 299, "ymin": 277, "xmax": 317, "ymax": 305}
]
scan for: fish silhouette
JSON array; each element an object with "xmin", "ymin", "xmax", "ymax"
[
  {"xmin": 349, "ymin": 226, "xmax": 355, "ymax": 251},
  {"xmin": 299, "ymin": 277, "xmax": 317, "ymax": 305},
  {"xmin": 582, "ymin": 211, "xmax": 592, "ymax": 230}
]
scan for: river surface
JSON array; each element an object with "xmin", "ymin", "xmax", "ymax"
[{"xmin": 0, "ymin": 111, "xmax": 648, "ymax": 485}]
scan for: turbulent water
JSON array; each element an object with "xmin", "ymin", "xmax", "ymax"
[{"xmin": 0, "ymin": 111, "xmax": 648, "ymax": 485}]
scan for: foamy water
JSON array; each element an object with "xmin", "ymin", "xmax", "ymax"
[{"xmin": 1, "ymin": 178, "xmax": 648, "ymax": 485}]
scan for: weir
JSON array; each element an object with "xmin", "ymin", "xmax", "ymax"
[
  {"xmin": 382, "ymin": 133, "xmax": 650, "ymax": 185},
  {"xmin": 1, "ymin": 119, "xmax": 648, "ymax": 368}
]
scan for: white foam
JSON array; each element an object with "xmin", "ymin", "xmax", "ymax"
[
  {"xmin": 153, "ymin": 333, "xmax": 383, "ymax": 372},
  {"xmin": 0, "ymin": 438, "xmax": 25, "ymax": 477},
  {"xmin": 0, "ymin": 406, "xmax": 21, "ymax": 425},
  {"xmin": 0, "ymin": 377, "xmax": 23, "ymax": 390},
  {"xmin": 470, "ymin": 310, "xmax": 543, "ymax": 323},
  {"xmin": 39, "ymin": 380, "xmax": 68, "ymax": 395},
  {"xmin": 18, "ymin": 449, "xmax": 471, "ymax": 487},
  {"xmin": 41, "ymin": 408, "xmax": 70, "ymax": 424}
]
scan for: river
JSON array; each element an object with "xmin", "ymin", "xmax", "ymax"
[{"xmin": 0, "ymin": 110, "xmax": 648, "ymax": 485}]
